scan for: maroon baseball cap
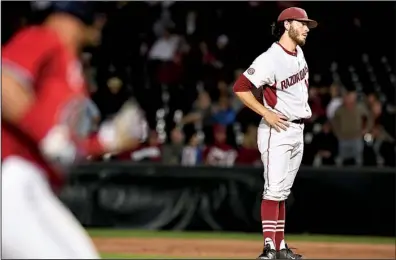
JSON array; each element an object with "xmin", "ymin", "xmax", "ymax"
[{"xmin": 277, "ymin": 7, "xmax": 318, "ymax": 29}]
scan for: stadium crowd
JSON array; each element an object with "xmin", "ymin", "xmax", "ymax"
[{"xmin": 3, "ymin": 1, "xmax": 395, "ymax": 167}]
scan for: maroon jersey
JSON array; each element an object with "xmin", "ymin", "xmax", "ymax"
[
  {"xmin": 236, "ymin": 147, "xmax": 261, "ymax": 165},
  {"xmin": 203, "ymin": 143, "xmax": 237, "ymax": 167}
]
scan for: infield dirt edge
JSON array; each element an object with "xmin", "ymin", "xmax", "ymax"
[{"xmin": 88, "ymin": 229, "xmax": 395, "ymax": 244}]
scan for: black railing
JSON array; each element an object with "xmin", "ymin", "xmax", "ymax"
[{"xmin": 61, "ymin": 163, "xmax": 395, "ymax": 237}]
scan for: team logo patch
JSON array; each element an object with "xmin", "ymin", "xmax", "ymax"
[{"xmin": 247, "ymin": 68, "xmax": 255, "ymax": 75}]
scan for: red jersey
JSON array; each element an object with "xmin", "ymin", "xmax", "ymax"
[{"xmin": 2, "ymin": 26, "xmax": 89, "ymax": 190}]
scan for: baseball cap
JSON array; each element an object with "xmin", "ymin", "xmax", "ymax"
[
  {"xmin": 31, "ymin": 1, "xmax": 97, "ymax": 25},
  {"xmin": 277, "ymin": 7, "xmax": 318, "ymax": 29}
]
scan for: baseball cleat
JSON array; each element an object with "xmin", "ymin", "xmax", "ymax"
[
  {"xmin": 277, "ymin": 244, "xmax": 303, "ymax": 259},
  {"xmin": 257, "ymin": 244, "xmax": 277, "ymax": 259}
]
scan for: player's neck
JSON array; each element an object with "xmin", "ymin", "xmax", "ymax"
[
  {"xmin": 43, "ymin": 14, "xmax": 83, "ymax": 54},
  {"xmin": 278, "ymin": 36, "xmax": 297, "ymax": 54}
]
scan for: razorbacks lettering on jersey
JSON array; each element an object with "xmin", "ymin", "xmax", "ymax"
[{"xmin": 243, "ymin": 42, "xmax": 312, "ymax": 121}]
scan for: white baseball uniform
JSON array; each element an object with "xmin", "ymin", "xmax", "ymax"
[
  {"xmin": 2, "ymin": 156, "xmax": 100, "ymax": 259},
  {"xmin": 243, "ymin": 42, "xmax": 311, "ymax": 201}
]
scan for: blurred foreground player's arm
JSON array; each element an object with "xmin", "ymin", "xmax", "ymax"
[
  {"xmin": 2, "ymin": 28, "xmax": 58, "ymax": 138},
  {"xmin": 2, "ymin": 28, "xmax": 147, "ymax": 165},
  {"xmin": 2, "ymin": 70, "xmax": 35, "ymax": 125}
]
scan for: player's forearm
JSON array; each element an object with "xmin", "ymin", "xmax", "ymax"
[
  {"xmin": 234, "ymin": 91, "xmax": 269, "ymax": 117},
  {"xmin": 233, "ymin": 74, "xmax": 269, "ymax": 117},
  {"xmin": 81, "ymin": 121, "xmax": 141, "ymax": 157},
  {"xmin": 80, "ymin": 135, "xmax": 138, "ymax": 157},
  {"xmin": 1, "ymin": 73, "xmax": 35, "ymax": 124},
  {"xmin": 2, "ymin": 74, "xmax": 106, "ymax": 161},
  {"xmin": 2, "ymin": 72, "xmax": 63, "ymax": 154}
]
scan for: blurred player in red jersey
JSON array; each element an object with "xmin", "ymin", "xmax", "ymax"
[{"xmin": 1, "ymin": 2, "xmax": 147, "ymax": 258}]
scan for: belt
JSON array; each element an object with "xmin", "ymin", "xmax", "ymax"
[{"xmin": 291, "ymin": 119, "xmax": 304, "ymax": 124}]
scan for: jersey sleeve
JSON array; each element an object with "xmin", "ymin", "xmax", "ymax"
[
  {"xmin": 2, "ymin": 28, "xmax": 57, "ymax": 89},
  {"xmin": 242, "ymin": 52, "xmax": 275, "ymax": 88}
]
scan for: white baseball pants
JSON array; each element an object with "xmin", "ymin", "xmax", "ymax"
[
  {"xmin": 2, "ymin": 156, "xmax": 100, "ymax": 259},
  {"xmin": 257, "ymin": 121, "xmax": 304, "ymax": 201}
]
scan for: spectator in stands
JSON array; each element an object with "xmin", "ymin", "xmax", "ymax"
[
  {"xmin": 312, "ymin": 121, "xmax": 338, "ymax": 166},
  {"xmin": 214, "ymin": 34, "xmax": 233, "ymax": 77},
  {"xmin": 216, "ymin": 79, "xmax": 229, "ymax": 98},
  {"xmin": 162, "ymin": 127, "xmax": 185, "ymax": 165},
  {"xmin": 149, "ymin": 27, "xmax": 183, "ymax": 86},
  {"xmin": 152, "ymin": 7, "xmax": 175, "ymax": 38},
  {"xmin": 181, "ymin": 90, "xmax": 213, "ymax": 127},
  {"xmin": 326, "ymin": 83, "xmax": 343, "ymax": 120},
  {"xmin": 364, "ymin": 100, "xmax": 395, "ymax": 166},
  {"xmin": 181, "ymin": 132, "xmax": 204, "ymax": 166},
  {"xmin": 363, "ymin": 91, "xmax": 395, "ymax": 137},
  {"xmin": 332, "ymin": 90, "xmax": 373, "ymax": 166},
  {"xmin": 217, "ymin": 77, "xmax": 243, "ymax": 112},
  {"xmin": 185, "ymin": 11, "xmax": 197, "ymax": 37},
  {"xmin": 366, "ymin": 92, "xmax": 380, "ymax": 109},
  {"xmin": 211, "ymin": 94, "xmax": 236, "ymax": 126},
  {"xmin": 200, "ymin": 41, "xmax": 222, "ymax": 69},
  {"xmin": 235, "ymin": 124, "xmax": 261, "ymax": 166},
  {"xmin": 307, "ymin": 86, "xmax": 326, "ymax": 123},
  {"xmin": 370, "ymin": 100, "xmax": 384, "ymax": 128},
  {"xmin": 92, "ymin": 76, "xmax": 129, "ymax": 121},
  {"xmin": 203, "ymin": 124, "xmax": 237, "ymax": 167},
  {"xmin": 149, "ymin": 28, "xmax": 180, "ymax": 63},
  {"xmin": 199, "ymin": 41, "xmax": 222, "ymax": 91}
]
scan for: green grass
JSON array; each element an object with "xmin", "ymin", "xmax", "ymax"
[
  {"xmin": 101, "ymin": 253, "xmax": 186, "ymax": 259},
  {"xmin": 88, "ymin": 229, "xmax": 395, "ymax": 244},
  {"xmin": 101, "ymin": 253, "xmax": 240, "ymax": 259}
]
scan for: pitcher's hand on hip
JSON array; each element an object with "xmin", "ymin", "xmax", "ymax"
[{"xmin": 262, "ymin": 110, "xmax": 289, "ymax": 132}]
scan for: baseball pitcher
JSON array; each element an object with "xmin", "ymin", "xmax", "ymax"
[{"xmin": 233, "ymin": 7, "xmax": 317, "ymax": 259}]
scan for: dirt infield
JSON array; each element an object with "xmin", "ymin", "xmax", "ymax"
[{"xmin": 93, "ymin": 237, "xmax": 395, "ymax": 259}]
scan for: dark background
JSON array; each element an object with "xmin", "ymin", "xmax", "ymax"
[
  {"xmin": 2, "ymin": 1, "xmax": 396, "ymax": 166},
  {"xmin": 2, "ymin": 1, "xmax": 395, "ymax": 165}
]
